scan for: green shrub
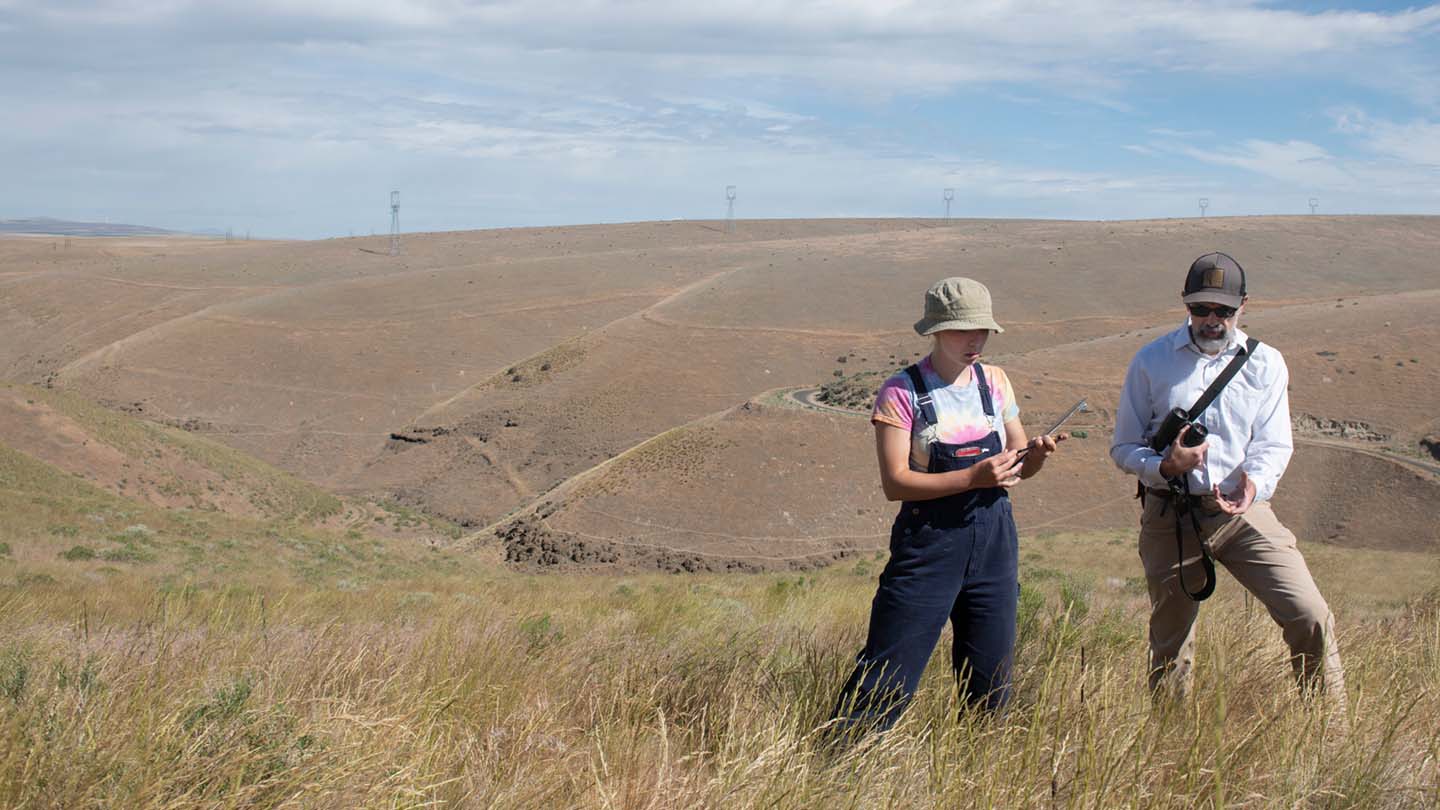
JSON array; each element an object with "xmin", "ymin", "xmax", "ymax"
[
  {"xmin": 101, "ymin": 544, "xmax": 155, "ymax": 563},
  {"xmin": 184, "ymin": 675, "xmax": 254, "ymax": 730},
  {"xmin": 1060, "ymin": 577, "xmax": 1091, "ymax": 625},
  {"xmin": 519, "ymin": 613, "xmax": 564, "ymax": 653},
  {"xmin": 0, "ymin": 647, "xmax": 29, "ymax": 702},
  {"xmin": 1015, "ymin": 582, "xmax": 1047, "ymax": 652}
]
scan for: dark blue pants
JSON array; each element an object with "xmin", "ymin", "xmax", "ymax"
[{"xmin": 833, "ymin": 491, "xmax": 1019, "ymax": 732}]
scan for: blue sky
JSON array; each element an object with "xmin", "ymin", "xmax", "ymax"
[{"xmin": 2, "ymin": 1, "xmax": 1439, "ymax": 238}]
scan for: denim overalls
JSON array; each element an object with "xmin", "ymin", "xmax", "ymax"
[{"xmin": 833, "ymin": 362, "xmax": 1019, "ymax": 732}]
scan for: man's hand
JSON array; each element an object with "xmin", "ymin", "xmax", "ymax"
[
  {"xmin": 1214, "ymin": 472, "xmax": 1255, "ymax": 515},
  {"xmin": 1158, "ymin": 424, "xmax": 1207, "ymax": 479},
  {"xmin": 968, "ymin": 450, "xmax": 1023, "ymax": 489}
]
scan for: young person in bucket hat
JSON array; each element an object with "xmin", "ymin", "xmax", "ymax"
[
  {"xmin": 831, "ymin": 277, "xmax": 1063, "ymax": 734},
  {"xmin": 1111, "ymin": 252, "xmax": 1345, "ymax": 709}
]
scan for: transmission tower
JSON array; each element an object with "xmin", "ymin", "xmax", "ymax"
[
  {"xmin": 725, "ymin": 185, "xmax": 736, "ymax": 234},
  {"xmin": 1198, "ymin": 198, "xmax": 1209, "ymax": 217},
  {"xmin": 389, "ymin": 190, "xmax": 401, "ymax": 256},
  {"xmin": 1308, "ymin": 197, "xmax": 1319, "ymax": 215},
  {"xmin": 943, "ymin": 188, "xmax": 955, "ymax": 220}
]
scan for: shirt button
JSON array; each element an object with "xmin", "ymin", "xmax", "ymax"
[{"xmin": 911, "ymin": 507, "xmax": 921, "ymax": 515}]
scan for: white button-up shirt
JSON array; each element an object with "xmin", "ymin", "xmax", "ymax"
[{"xmin": 1111, "ymin": 321, "xmax": 1293, "ymax": 503}]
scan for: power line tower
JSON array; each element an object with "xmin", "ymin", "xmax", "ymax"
[
  {"xmin": 1198, "ymin": 198, "xmax": 1209, "ymax": 217},
  {"xmin": 389, "ymin": 190, "xmax": 401, "ymax": 256},
  {"xmin": 1308, "ymin": 197, "xmax": 1319, "ymax": 214},
  {"xmin": 725, "ymin": 185, "xmax": 737, "ymax": 234},
  {"xmin": 943, "ymin": 188, "xmax": 955, "ymax": 220}
]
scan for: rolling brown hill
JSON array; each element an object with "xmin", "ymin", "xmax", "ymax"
[{"xmin": 3, "ymin": 216, "xmax": 1438, "ymax": 571}]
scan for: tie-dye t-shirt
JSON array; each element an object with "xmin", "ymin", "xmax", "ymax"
[{"xmin": 871, "ymin": 357, "xmax": 1020, "ymax": 470}]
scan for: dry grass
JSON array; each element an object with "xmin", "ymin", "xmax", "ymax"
[
  {"xmin": 2, "ymin": 558, "xmax": 1437, "ymax": 809},
  {"xmin": 5, "ymin": 436, "xmax": 1437, "ymax": 806}
]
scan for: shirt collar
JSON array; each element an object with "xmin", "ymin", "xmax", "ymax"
[{"xmin": 1170, "ymin": 319, "xmax": 1250, "ymax": 357}]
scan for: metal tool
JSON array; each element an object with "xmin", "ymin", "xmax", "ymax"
[{"xmin": 1017, "ymin": 398, "xmax": 1088, "ymax": 457}]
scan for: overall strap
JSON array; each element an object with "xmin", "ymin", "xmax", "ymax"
[
  {"xmin": 906, "ymin": 362, "xmax": 995, "ymax": 428},
  {"xmin": 972, "ymin": 362, "xmax": 994, "ymax": 418},
  {"xmin": 903, "ymin": 364, "xmax": 938, "ymax": 428}
]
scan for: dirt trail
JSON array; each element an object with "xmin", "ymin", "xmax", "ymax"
[
  {"xmin": 641, "ymin": 311, "xmax": 912, "ymax": 339},
  {"xmin": 787, "ymin": 387, "xmax": 869, "ymax": 417},
  {"xmin": 117, "ymin": 365, "xmax": 430, "ymax": 404},
  {"xmin": 56, "ymin": 303, "xmax": 247, "ymax": 380},
  {"xmin": 469, "ymin": 405, "xmax": 740, "ymax": 542},
  {"xmin": 86, "ymin": 275, "xmax": 283, "ymax": 293},
  {"xmin": 412, "ymin": 266, "xmax": 748, "ymax": 425},
  {"xmin": 1294, "ymin": 436, "xmax": 1440, "ymax": 478},
  {"xmin": 464, "ymin": 435, "xmax": 533, "ymax": 498}
]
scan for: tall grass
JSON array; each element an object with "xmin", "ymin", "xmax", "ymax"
[{"xmin": 2, "ymin": 566, "xmax": 1437, "ymax": 808}]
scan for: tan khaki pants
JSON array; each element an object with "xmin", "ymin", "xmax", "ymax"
[{"xmin": 1138, "ymin": 494, "xmax": 1345, "ymax": 706}]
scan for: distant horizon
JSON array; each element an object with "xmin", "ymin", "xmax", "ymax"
[{"xmin": 8, "ymin": 210, "xmax": 1440, "ymax": 243}]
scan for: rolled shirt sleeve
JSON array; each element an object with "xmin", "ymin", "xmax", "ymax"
[
  {"xmin": 1235, "ymin": 349, "xmax": 1293, "ymax": 503},
  {"xmin": 1111, "ymin": 350, "xmax": 1171, "ymax": 491}
]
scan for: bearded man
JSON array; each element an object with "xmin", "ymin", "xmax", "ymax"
[{"xmin": 1110, "ymin": 252, "xmax": 1344, "ymax": 709}]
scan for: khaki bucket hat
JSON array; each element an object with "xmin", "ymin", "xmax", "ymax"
[{"xmin": 913, "ymin": 277, "xmax": 1004, "ymax": 336}]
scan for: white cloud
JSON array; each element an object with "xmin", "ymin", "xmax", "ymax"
[
  {"xmin": 1333, "ymin": 109, "xmax": 1440, "ymax": 167},
  {"xmin": 1149, "ymin": 128, "xmax": 1215, "ymax": 139},
  {"xmin": 8, "ymin": 2, "xmax": 1440, "ymax": 94},
  {"xmin": 1176, "ymin": 139, "xmax": 1355, "ymax": 188},
  {"xmin": 1134, "ymin": 121, "xmax": 1440, "ymax": 206}
]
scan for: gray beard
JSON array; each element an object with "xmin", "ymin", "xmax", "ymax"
[{"xmin": 1190, "ymin": 324, "xmax": 1231, "ymax": 354}]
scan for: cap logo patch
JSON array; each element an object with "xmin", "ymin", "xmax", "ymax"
[{"xmin": 1203, "ymin": 267, "xmax": 1225, "ymax": 288}]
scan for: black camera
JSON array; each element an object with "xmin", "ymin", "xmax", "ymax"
[{"xmin": 1149, "ymin": 407, "xmax": 1208, "ymax": 452}]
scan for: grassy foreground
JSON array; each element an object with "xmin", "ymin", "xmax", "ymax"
[
  {"xmin": 2, "ymin": 430, "xmax": 1438, "ymax": 808},
  {"xmin": 2, "ymin": 548, "xmax": 1438, "ymax": 808}
]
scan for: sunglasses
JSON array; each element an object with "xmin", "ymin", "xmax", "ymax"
[{"xmin": 1187, "ymin": 303, "xmax": 1237, "ymax": 319}]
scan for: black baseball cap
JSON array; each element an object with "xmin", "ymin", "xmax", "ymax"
[{"xmin": 1182, "ymin": 252, "xmax": 1246, "ymax": 309}]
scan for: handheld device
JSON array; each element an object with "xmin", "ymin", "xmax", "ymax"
[{"xmin": 1017, "ymin": 398, "xmax": 1087, "ymax": 458}]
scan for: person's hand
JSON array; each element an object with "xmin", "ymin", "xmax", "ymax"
[
  {"xmin": 1158, "ymin": 424, "xmax": 1207, "ymax": 478},
  {"xmin": 968, "ymin": 450, "xmax": 1023, "ymax": 489},
  {"xmin": 1018, "ymin": 433, "xmax": 1066, "ymax": 478},
  {"xmin": 1214, "ymin": 472, "xmax": 1255, "ymax": 515},
  {"xmin": 1024, "ymin": 433, "xmax": 1064, "ymax": 460}
]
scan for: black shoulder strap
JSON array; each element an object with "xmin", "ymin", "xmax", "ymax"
[
  {"xmin": 972, "ymin": 362, "xmax": 995, "ymax": 418},
  {"xmin": 1186, "ymin": 337, "xmax": 1260, "ymax": 420},
  {"xmin": 903, "ymin": 364, "xmax": 937, "ymax": 427}
]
